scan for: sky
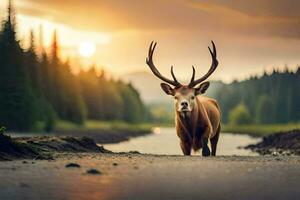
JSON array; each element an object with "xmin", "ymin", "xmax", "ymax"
[{"xmin": 1, "ymin": 0, "xmax": 300, "ymax": 82}]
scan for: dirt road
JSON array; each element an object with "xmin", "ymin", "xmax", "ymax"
[{"xmin": 0, "ymin": 153, "xmax": 299, "ymax": 200}]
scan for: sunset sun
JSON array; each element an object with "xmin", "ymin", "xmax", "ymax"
[{"xmin": 78, "ymin": 42, "xmax": 96, "ymax": 57}]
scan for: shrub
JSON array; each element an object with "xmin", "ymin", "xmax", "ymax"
[{"xmin": 229, "ymin": 103, "xmax": 252, "ymax": 125}]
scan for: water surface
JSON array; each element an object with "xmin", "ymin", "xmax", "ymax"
[{"xmin": 104, "ymin": 127, "xmax": 260, "ymax": 156}]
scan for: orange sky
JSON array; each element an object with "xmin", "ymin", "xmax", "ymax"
[{"xmin": 1, "ymin": 0, "xmax": 300, "ymax": 82}]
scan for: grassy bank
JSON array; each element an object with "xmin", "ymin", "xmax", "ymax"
[
  {"xmin": 222, "ymin": 123, "xmax": 300, "ymax": 137},
  {"xmin": 55, "ymin": 120, "xmax": 154, "ymax": 132}
]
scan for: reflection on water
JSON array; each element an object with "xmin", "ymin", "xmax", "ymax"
[{"xmin": 104, "ymin": 127, "xmax": 261, "ymax": 156}]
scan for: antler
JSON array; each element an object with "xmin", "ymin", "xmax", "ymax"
[
  {"xmin": 188, "ymin": 41, "xmax": 218, "ymax": 87},
  {"xmin": 146, "ymin": 41, "xmax": 181, "ymax": 87}
]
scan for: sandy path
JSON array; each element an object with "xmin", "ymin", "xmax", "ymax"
[{"xmin": 0, "ymin": 154, "xmax": 299, "ymax": 200}]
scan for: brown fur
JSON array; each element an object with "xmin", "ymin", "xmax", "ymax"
[
  {"xmin": 175, "ymin": 96, "xmax": 221, "ymax": 156},
  {"xmin": 146, "ymin": 41, "xmax": 220, "ymax": 156}
]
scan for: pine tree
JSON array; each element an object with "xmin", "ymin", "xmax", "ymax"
[
  {"xmin": 25, "ymin": 30, "xmax": 42, "ymax": 95},
  {"xmin": 60, "ymin": 60, "xmax": 86, "ymax": 124},
  {"xmin": 212, "ymin": 68, "xmax": 300, "ymax": 124},
  {"xmin": 78, "ymin": 67, "xmax": 103, "ymax": 119},
  {"xmin": 255, "ymin": 95, "xmax": 275, "ymax": 124},
  {"xmin": 0, "ymin": 0, "xmax": 38, "ymax": 131},
  {"xmin": 46, "ymin": 31, "xmax": 86, "ymax": 124}
]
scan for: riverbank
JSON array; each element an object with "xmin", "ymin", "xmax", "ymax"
[
  {"xmin": 0, "ymin": 133, "xmax": 112, "ymax": 161},
  {"xmin": 246, "ymin": 129, "xmax": 300, "ymax": 156},
  {"xmin": 55, "ymin": 120, "xmax": 154, "ymax": 144},
  {"xmin": 9, "ymin": 120, "xmax": 154, "ymax": 144},
  {"xmin": 222, "ymin": 123, "xmax": 300, "ymax": 137},
  {"xmin": 55, "ymin": 120, "xmax": 154, "ymax": 134},
  {"xmin": 0, "ymin": 153, "xmax": 300, "ymax": 200},
  {"xmin": 2, "ymin": 128, "xmax": 300, "ymax": 160},
  {"xmin": 54, "ymin": 128, "xmax": 151, "ymax": 144}
]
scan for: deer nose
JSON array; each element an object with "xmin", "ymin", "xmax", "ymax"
[{"xmin": 181, "ymin": 102, "xmax": 188, "ymax": 108}]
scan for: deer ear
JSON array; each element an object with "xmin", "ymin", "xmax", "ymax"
[
  {"xmin": 160, "ymin": 83, "xmax": 174, "ymax": 96},
  {"xmin": 195, "ymin": 81, "xmax": 210, "ymax": 95}
]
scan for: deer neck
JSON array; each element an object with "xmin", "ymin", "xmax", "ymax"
[{"xmin": 175, "ymin": 102, "xmax": 199, "ymax": 136}]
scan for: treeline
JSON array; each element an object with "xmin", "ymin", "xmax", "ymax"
[
  {"xmin": 0, "ymin": 2, "xmax": 145, "ymax": 131},
  {"xmin": 79, "ymin": 68, "xmax": 145, "ymax": 122},
  {"xmin": 213, "ymin": 68, "xmax": 300, "ymax": 125}
]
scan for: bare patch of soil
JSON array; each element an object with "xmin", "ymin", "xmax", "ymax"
[
  {"xmin": 0, "ymin": 134, "xmax": 111, "ymax": 161},
  {"xmin": 55, "ymin": 129, "xmax": 150, "ymax": 144},
  {"xmin": 246, "ymin": 129, "xmax": 300, "ymax": 155}
]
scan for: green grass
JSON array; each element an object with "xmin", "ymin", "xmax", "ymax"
[
  {"xmin": 85, "ymin": 120, "xmax": 155, "ymax": 132},
  {"xmin": 0, "ymin": 126, "xmax": 5, "ymax": 134},
  {"xmin": 222, "ymin": 123, "xmax": 300, "ymax": 137},
  {"xmin": 55, "ymin": 120, "xmax": 82, "ymax": 130},
  {"xmin": 55, "ymin": 120, "xmax": 155, "ymax": 132}
]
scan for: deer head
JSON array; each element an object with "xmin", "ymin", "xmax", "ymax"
[{"xmin": 146, "ymin": 41, "xmax": 218, "ymax": 116}]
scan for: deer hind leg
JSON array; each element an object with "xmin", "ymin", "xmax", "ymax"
[
  {"xmin": 180, "ymin": 140, "xmax": 191, "ymax": 156},
  {"xmin": 210, "ymin": 124, "xmax": 221, "ymax": 156}
]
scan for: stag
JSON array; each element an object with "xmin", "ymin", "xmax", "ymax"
[{"xmin": 146, "ymin": 41, "xmax": 221, "ymax": 156}]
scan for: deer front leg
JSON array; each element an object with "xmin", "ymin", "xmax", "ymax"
[
  {"xmin": 180, "ymin": 140, "xmax": 191, "ymax": 156},
  {"xmin": 201, "ymin": 127, "xmax": 211, "ymax": 157},
  {"xmin": 201, "ymin": 137, "xmax": 210, "ymax": 156}
]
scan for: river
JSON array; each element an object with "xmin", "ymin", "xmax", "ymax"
[{"xmin": 104, "ymin": 127, "xmax": 261, "ymax": 156}]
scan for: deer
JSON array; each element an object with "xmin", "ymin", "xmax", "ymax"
[{"xmin": 146, "ymin": 41, "xmax": 221, "ymax": 156}]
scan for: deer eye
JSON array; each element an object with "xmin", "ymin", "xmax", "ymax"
[
  {"xmin": 174, "ymin": 96, "xmax": 178, "ymax": 100},
  {"xmin": 191, "ymin": 96, "xmax": 195, "ymax": 100}
]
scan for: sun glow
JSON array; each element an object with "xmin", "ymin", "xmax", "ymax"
[{"xmin": 78, "ymin": 42, "xmax": 96, "ymax": 57}]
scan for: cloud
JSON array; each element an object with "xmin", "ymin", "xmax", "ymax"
[
  {"xmin": 17, "ymin": 0, "xmax": 204, "ymax": 32},
  {"xmin": 12, "ymin": 0, "xmax": 300, "ymax": 40},
  {"xmin": 190, "ymin": 0, "xmax": 300, "ymax": 19},
  {"xmin": 189, "ymin": 0, "xmax": 300, "ymax": 39}
]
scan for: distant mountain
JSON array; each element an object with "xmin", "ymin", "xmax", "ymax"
[{"xmin": 120, "ymin": 71, "xmax": 225, "ymax": 104}]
